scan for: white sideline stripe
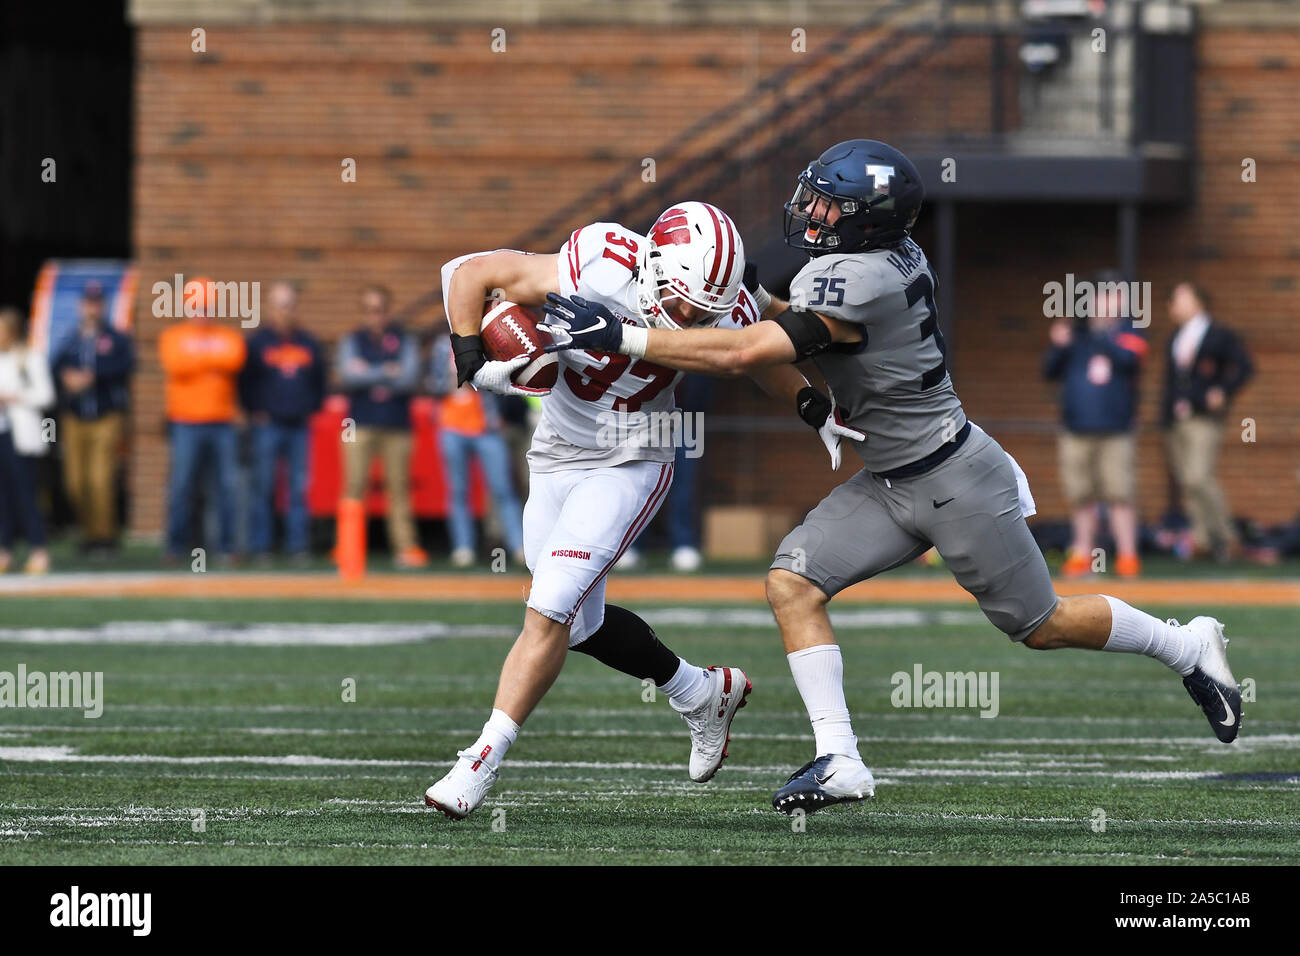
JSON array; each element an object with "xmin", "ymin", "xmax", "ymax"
[
  {"xmin": 0, "ymin": 608, "xmax": 991, "ymax": 646},
  {"xmin": 0, "ymin": 620, "xmax": 514, "ymax": 646},
  {"xmin": 0, "ymin": 746, "xmax": 438, "ymax": 768},
  {"xmin": 76, "ymin": 705, "xmax": 1300, "ymax": 728}
]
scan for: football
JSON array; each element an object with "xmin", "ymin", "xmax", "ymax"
[{"xmin": 480, "ymin": 298, "xmax": 558, "ymax": 390}]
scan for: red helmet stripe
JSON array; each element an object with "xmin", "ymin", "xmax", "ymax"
[
  {"xmin": 704, "ymin": 204, "xmax": 725, "ymax": 287},
  {"xmin": 702, "ymin": 203, "xmax": 738, "ymax": 297},
  {"xmin": 719, "ymin": 210, "xmax": 739, "ymax": 291}
]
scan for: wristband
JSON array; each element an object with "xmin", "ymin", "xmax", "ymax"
[
  {"xmin": 620, "ymin": 325, "xmax": 649, "ymax": 358},
  {"xmin": 796, "ymin": 386, "xmax": 831, "ymax": 429},
  {"xmin": 750, "ymin": 284, "xmax": 773, "ymax": 314},
  {"xmin": 450, "ymin": 333, "xmax": 485, "ymax": 387}
]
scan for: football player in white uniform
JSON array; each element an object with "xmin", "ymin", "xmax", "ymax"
[
  {"xmin": 545, "ymin": 142, "xmax": 1243, "ymax": 815},
  {"xmin": 426, "ymin": 202, "xmax": 860, "ymax": 819}
]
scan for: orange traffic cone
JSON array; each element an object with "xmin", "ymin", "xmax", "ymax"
[{"xmin": 336, "ymin": 498, "xmax": 366, "ymax": 581}]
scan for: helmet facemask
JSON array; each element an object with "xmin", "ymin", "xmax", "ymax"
[
  {"xmin": 783, "ymin": 172, "xmax": 851, "ymax": 256},
  {"xmin": 634, "ymin": 237, "xmax": 740, "ymax": 331}
]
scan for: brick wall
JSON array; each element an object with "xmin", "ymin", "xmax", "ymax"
[{"xmin": 129, "ymin": 18, "xmax": 1300, "ymax": 536}]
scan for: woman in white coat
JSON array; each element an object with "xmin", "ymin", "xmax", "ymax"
[{"xmin": 0, "ymin": 307, "xmax": 55, "ymax": 573}]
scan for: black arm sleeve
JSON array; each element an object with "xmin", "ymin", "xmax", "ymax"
[{"xmin": 766, "ymin": 308, "xmax": 833, "ymax": 361}]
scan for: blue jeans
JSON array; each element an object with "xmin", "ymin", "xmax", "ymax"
[
  {"xmin": 249, "ymin": 422, "xmax": 310, "ymax": 554},
  {"xmin": 167, "ymin": 422, "xmax": 238, "ymax": 557},
  {"xmin": 665, "ymin": 374, "xmax": 713, "ymax": 550},
  {"xmin": 440, "ymin": 429, "xmax": 523, "ymax": 554},
  {"xmin": 667, "ymin": 440, "xmax": 701, "ymax": 550},
  {"xmin": 0, "ymin": 430, "xmax": 47, "ymax": 548}
]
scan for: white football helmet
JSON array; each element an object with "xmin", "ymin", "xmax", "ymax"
[{"xmin": 635, "ymin": 201, "xmax": 745, "ymax": 330}]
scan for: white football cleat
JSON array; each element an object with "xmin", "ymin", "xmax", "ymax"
[
  {"xmin": 424, "ymin": 748, "xmax": 499, "ymax": 820},
  {"xmin": 1177, "ymin": 616, "xmax": 1242, "ymax": 743},
  {"xmin": 772, "ymin": 754, "xmax": 876, "ymax": 815},
  {"xmin": 673, "ymin": 665, "xmax": 752, "ymax": 783}
]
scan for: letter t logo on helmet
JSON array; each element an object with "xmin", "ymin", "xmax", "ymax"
[{"xmin": 636, "ymin": 201, "xmax": 745, "ymax": 330}]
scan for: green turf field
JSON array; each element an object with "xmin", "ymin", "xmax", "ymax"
[{"xmin": 1, "ymin": 595, "xmax": 1297, "ymax": 865}]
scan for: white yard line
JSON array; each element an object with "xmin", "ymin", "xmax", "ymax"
[
  {"xmin": 2, "ymin": 745, "xmax": 1296, "ymax": 784},
  {"xmin": 4, "ymin": 724, "xmax": 1299, "ymax": 749},
  {"xmin": 0, "ymin": 608, "xmax": 990, "ymax": 644}
]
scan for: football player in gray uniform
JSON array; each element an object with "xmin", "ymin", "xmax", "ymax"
[{"xmin": 542, "ymin": 139, "xmax": 1242, "ymax": 815}]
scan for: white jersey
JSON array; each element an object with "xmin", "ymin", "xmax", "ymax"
[{"xmin": 529, "ymin": 221, "xmax": 760, "ymax": 473}]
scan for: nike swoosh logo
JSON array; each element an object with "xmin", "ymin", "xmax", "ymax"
[
  {"xmin": 1214, "ymin": 686, "xmax": 1235, "ymax": 726},
  {"xmin": 933, "ymin": 497, "xmax": 955, "ymax": 508},
  {"xmin": 567, "ymin": 316, "xmax": 607, "ymax": 336},
  {"xmin": 814, "ymin": 770, "xmax": 837, "ymax": 785}
]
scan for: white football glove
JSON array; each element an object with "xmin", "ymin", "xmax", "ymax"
[
  {"xmin": 470, "ymin": 354, "xmax": 549, "ymax": 397},
  {"xmin": 798, "ymin": 385, "xmax": 864, "ymax": 470},
  {"xmin": 819, "ymin": 409, "xmax": 865, "ymax": 470}
]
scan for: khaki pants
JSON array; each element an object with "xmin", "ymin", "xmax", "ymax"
[
  {"xmin": 1057, "ymin": 431, "xmax": 1136, "ymax": 505},
  {"xmin": 1166, "ymin": 416, "xmax": 1236, "ymax": 551},
  {"xmin": 343, "ymin": 427, "xmax": 415, "ymax": 553},
  {"xmin": 61, "ymin": 412, "xmax": 124, "ymax": 541}
]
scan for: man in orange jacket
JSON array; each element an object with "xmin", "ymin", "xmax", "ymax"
[{"xmin": 158, "ymin": 297, "xmax": 246, "ymax": 564}]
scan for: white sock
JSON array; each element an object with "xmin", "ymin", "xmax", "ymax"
[
  {"xmin": 662, "ymin": 658, "xmax": 711, "ymax": 711},
  {"xmin": 787, "ymin": 644, "xmax": 860, "ymax": 758},
  {"xmin": 1101, "ymin": 596, "xmax": 1201, "ymax": 675},
  {"xmin": 466, "ymin": 708, "xmax": 519, "ymax": 771}
]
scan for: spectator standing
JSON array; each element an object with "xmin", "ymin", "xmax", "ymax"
[
  {"xmin": 665, "ymin": 374, "xmax": 714, "ymax": 572},
  {"xmin": 158, "ymin": 284, "xmax": 246, "ymax": 564},
  {"xmin": 428, "ymin": 334, "xmax": 524, "ymax": 567},
  {"xmin": 336, "ymin": 285, "xmax": 426, "ymax": 568},
  {"xmin": 50, "ymin": 282, "xmax": 135, "ymax": 555},
  {"xmin": 0, "ymin": 307, "xmax": 55, "ymax": 573},
  {"xmin": 240, "ymin": 282, "xmax": 325, "ymax": 564},
  {"xmin": 498, "ymin": 394, "xmax": 538, "ymax": 500},
  {"xmin": 1162, "ymin": 281, "xmax": 1254, "ymax": 561},
  {"xmin": 1043, "ymin": 274, "xmax": 1147, "ymax": 577}
]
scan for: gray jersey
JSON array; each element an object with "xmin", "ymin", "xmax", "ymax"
[{"xmin": 789, "ymin": 238, "xmax": 966, "ymax": 473}]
